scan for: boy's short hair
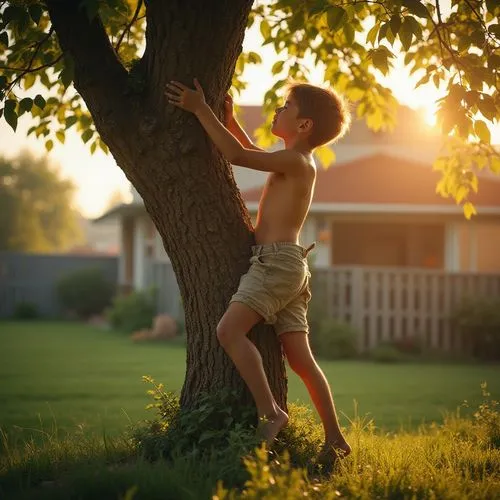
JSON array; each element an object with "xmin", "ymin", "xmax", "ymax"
[{"xmin": 287, "ymin": 81, "xmax": 351, "ymax": 149}]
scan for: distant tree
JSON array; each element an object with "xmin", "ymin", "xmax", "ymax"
[{"xmin": 0, "ymin": 150, "xmax": 81, "ymax": 252}]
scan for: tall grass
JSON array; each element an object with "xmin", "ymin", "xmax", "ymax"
[{"xmin": 1, "ymin": 383, "xmax": 498, "ymax": 500}]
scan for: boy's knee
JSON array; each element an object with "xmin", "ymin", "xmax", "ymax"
[
  {"xmin": 216, "ymin": 319, "xmax": 248, "ymax": 349},
  {"xmin": 216, "ymin": 321, "xmax": 232, "ymax": 348}
]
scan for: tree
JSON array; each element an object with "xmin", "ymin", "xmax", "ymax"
[
  {"xmin": 0, "ymin": 149, "xmax": 81, "ymax": 252},
  {"xmin": 0, "ymin": 1, "xmax": 498, "ymax": 411}
]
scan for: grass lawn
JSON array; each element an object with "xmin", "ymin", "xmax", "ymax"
[
  {"xmin": 1, "ymin": 321, "xmax": 499, "ymax": 499},
  {"xmin": 1, "ymin": 321, "xmax": 499, "ymax": 439}
]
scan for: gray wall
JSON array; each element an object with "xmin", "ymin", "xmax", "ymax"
[{"xmin": 0, "ymin": 252, "xmax": 118, "ymax": 318}]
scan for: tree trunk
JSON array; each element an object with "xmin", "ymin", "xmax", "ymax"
[{"xmin": 47, "ymin": 0, "xmax": 288, "ymax": 413}]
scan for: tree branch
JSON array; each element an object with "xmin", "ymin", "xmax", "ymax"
[
  {"xmin": 2, "ymin": 27, "xmax": 59, "ymax": 96},
  {"xmin": 0, "ymin": 55, "xmax": 62, "ymax": 73},
  {"xmin": 115, "ymin": 0, "xmax": 143, "ymax": 53},
  {"xmin": 45, "ymin": 1, "xmax": 136, "ymax": 155}
]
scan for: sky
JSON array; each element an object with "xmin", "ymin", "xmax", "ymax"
[{"xmin": 1, "ymin": 13, "xmax": 498, "ymax": 219}]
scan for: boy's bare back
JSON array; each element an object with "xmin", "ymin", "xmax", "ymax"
[{"xmin": 254, "ymin": 157, "xmax": 316, "ymax": 245}]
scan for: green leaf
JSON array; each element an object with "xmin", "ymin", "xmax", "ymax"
[
  {"xmin": 405, "ymin": 15, "xmax": 423, "ymax": 37},
  {"xmin": 469, "ymin": 172, "xmax": 478, "ymax": 193},
  {"xmin": 343, "ymin": 23, "xmax": 355, "ymax": 45},
  {"xmin": 456, "ymin": 185, "xmax": 468, "ymax": 204},
  {"xmin": 65, "ymin": 116, "xmax": 78, "ymax": 129},
  {"xmin": 0, "ymin": 31, "xmax": 8, "ymax": 47},
  {"xmin": 2, "ymin": 5, "xmax": 24, "ymax": 25},
  {"xmin": 60, "ymin": 56, "xmax": 75, "ymax": 89},
  {"xmin": 90, "ymin": 141, "xmax": 97, "ymax": 154},
  {"xmin": 315, "ymin": 145, "xmax": 335, "ymax": 168},
  {"xmin": 4, "ymin": 99, "xmax": 18, "ymax": 132},
  {"xmin": 465, "ymin": 90, "xmax": 480, "ymax": 106},
  {"xmin": 474, "ymin": 120, "xmax": 491, "ymax": 144},
  {"xmin": 416, "ymin": 74, "xmax": 430, "ymax": 87},
  {"xmin": 260, "ymin": 20, "xmax": 271, "ymax": 39},
  {"xmin": 486, "ymin": 0, "xmax": 499, "ymax": 15},
  {"xmin": 488, "ymin": 24, "xmax": 500, "ymax": 38},
  {"xmin": 385, "ymin": 23, "xmax": 396, "ymax": 45},
  {"xmin": 19, "ymin": 98, "xmax": 33, "ymax": 115},
  {"xmin": 99, "ymin": 138, "xmax": 109, "ymax": 154},
  {"xmin": 34, "ymin": 95, "xmax": 46, "ymax": 109},
  {"xmin": 490, "ymin": 156, "xmax": 500, "ymax": 174},
  {"xmin": 0, "ymin": 75, "xmax": 7, "ymax": 89},
  {"xmin": 327, "ymin": 6, "xmax": 347, "ymax": 32},
  {"xmin": 56, "ymin": 130, "xmax": 66, "ymax": 144},
  {"xmin": 402, "ymin": 0, "xmax": 429, "ymax": 19},
  {"xmin": 82, "ymin": 129, "xmax": 93, "ymax": 143},
  {"xmin": 378, "ymin": 22, "xmax": 389, "ymax": 43},
  {"xmin": 488, "ymin": 54, "xmax": 500, "ymax": 70},
  {"xmin": 371, "ymin": 49, "xmax": 389, "ymax": 75},
  {"xmin": 247, "ymin": 51, "xmax": 262, "ymax": 64},
  {"xmin": 457, "ymin": 35, "xmax": 471, "ymax": 53},
  {"xmin": 28, "ymin": 4, "xmax": 44, "ymax": 24},
  {"xmin": 24, "ymin": 73, "xmax": 36, "ymax": 90},
  {"xmin": 271, "ymin": 61, "xmax": 284, "ymax": 75},
  {"xmin": 478, "ymin": 94, "xmax": 496, "ymax": 120},
  {"xmin": 45, "ymin": 139, "xmax": 53, "ymax": 152},
  {"xmin": 390, "ymin": 15, "xmax": 401, "ymax": 35},
  {"xmin": 366, "ymin": 23, "xmax": 379, "ymax": 46},
  {"xmin": 463, "ymin": 201, "xmax": 477, "ymax": 220}
]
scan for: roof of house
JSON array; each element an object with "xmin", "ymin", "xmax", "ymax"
[{"xmin": 240, "ymin": 153, "xmax": 500, "ymax": 208}]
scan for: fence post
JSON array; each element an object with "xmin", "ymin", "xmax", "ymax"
[{"xmin": 350, "ymin": 267, "xmax": 365, "ymax": 352}]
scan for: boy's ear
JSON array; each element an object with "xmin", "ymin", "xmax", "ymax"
[{"xmin": 299, "ymin": 118, "xmax": 313, "ymax": 132}]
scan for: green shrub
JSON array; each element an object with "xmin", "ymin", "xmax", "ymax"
[
  {"xmin": 451, "ymin": 297, "xmax": 500, "ymax": 360},
  {"xmin": 368, "ymin": 342, "xmax": 406, "ymax": 363},
  {"xmin": 107, "ymin": 288, "xmax": 156, "ymax": 333},
  {"xmin": 132, "ymin": 376, "xmax": 259, "ymax": 487},
  {"xmin": 57, "ymin": 267, "xmax": 114, "ymax": 319},
  {"xmin": 12, "ymin": 301, "xmax": 39, "ymax": 320},
  {"xmin": 132, "ymin": 376, "xmax": 328, "ymax": 490},
  {"xmin": 310, "ymin": 318, "xmax": 359, "ymax": 359}
]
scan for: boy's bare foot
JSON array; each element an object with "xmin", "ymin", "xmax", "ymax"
[
  {"xmin": 256, "ymin": 408, "xmax": 289, "ymax": 445},
  {"xmin": 317, "ymin": 439, "xmax": 352, "ymax": 468}
]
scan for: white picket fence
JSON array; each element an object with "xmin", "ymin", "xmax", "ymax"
[
  {"xmin": 310, "ymin": 267, "xmax": 500, "ymax": 352},
  {"xmin": 148, "ymin": 261, "xmax": 500, "ymax": 352}
]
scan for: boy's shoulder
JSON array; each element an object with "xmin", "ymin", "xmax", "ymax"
[{"xmin": 278, "ymin": 148, "xmax": 315, "ymax": 171}]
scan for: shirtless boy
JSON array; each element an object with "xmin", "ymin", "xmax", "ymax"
[{"xmin": 165, "ymin": 78, "xmax": 351, "ymax": 462}]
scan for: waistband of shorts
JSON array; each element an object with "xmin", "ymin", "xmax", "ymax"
[{"xmin": 251, "ymin": 241, "xmax": 316, "ymax": 258}]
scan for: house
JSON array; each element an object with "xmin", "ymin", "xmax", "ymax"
[
  {"xmin": 66, "ymin": 214, "xmax": 120, "ymax": 256},
  {"xmin": 94, "ymin": 105, "xmax": 500, "ymax": 351}
]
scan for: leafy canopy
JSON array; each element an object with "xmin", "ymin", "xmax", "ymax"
[{"xmin": 1, "ymin": 0, "xmax": 499, "ymax": 218}]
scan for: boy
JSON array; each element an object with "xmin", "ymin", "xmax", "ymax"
[{"xmin": 165, "ymin": 78, "xmax": 351, "ymax": 463}]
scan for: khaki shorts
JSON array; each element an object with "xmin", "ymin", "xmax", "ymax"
[{"xmin": 229, "ymin": 242, "xmax": 315, "ymax": 336}]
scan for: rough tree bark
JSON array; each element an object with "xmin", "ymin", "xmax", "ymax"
[{"xmin": 46, "ymin": 0, "xmax": 288, "ymax": 412}]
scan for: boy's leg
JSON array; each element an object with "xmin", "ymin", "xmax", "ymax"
[
  {"xmin": 280, "ymin": 331, "xmax": 350, "ymax": 455},
  {"xmin": 217, "ymin": 301, "xmax": 288, "ymax": 442}
]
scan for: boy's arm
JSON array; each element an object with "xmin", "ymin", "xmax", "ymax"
[
  {"xmin": 196, "ymin": 104, "xmax": 307, "ymax": 174},
  {"xmin": 165, "ymin": 79, "xmax": 308, "ymax": 175},
  {"xmin": 224, "ymin": 93, "xmax": 264, "ymax": 152},
  {"xmin": 226, "ymin": 117, "xmax": 264, "ymax": 152}
]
